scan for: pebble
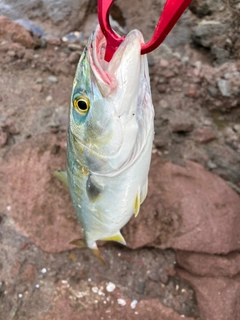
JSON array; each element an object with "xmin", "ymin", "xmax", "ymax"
[
  {"xmin": 7, "ymin": 50, "xmax": 15, "ymax": 57},
  {"xmin": 233, "ymin": 124, "xmax": 240, "ymax": 134},
  {"xmin": 207, "ymin": 161, "xmax": 217, "ymax": 169},
  {"xmin": 68, "ymin": 52, "xmax": 80, "ymax": 64},
  {"xmin": 33, "ymin": 84, "xmax": 43, "ymax": 93},
  {"xmin": 36, "ymin": 77, "xmax": 43, "ymax": 84},
  {"xmin": 159, "ymin": 59, "xmax": 169, "ymax": 67},
  {"xmin": 68, "ymin": 44, "xmax": 82, "ymax": 51},
  {"xmin": 47, "ymin": 38, "xmax": 61, "ymax": 46},
  {"xmin": 46, "ymin": 95, "xmax": 53, "ymax": 102},
  {"xmin": 217, "ymin": 79, "xmax": 231, "ymax": 97},
  {"xmin": 117, "ymin": 299, "xmax": 126, "ymax": 306},
  {"xmin": 106, "ymin": 282, "xmax": 116, "ymax": 292},
  {"xmin": 159, "ymin": 99, "xmax": 169, "ymax": 109},
  {"xmin": 130, "ymin": 300, "xmax": 138, "ymax": 309},
  {"xmin": 47, "ymin": 76, "xmax": 58, "ymax": 83},
  {"xmin": 207, "ymin": 85, "xmax": 218, "ymax": 98}
]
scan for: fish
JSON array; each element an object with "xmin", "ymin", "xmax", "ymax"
[{"xmin": 54, "ymin": 24, "xmax": 154, "ymax": 264}]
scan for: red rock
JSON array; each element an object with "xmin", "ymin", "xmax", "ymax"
[
  {"xmin": 0, "ymin": 133, "xmax": 82, "ymax": 253},
  {"xmin": 195, "ymin": 127, "xmax": 217, "ymax": 143},
  {"xmin": 0, "ymin": 16, "xmax": 37, "ymax": 49},
  {"xmin": 176, "ymin": 251, "xmax": 240, "ymax": 277},
  {"xmin": 21, "ymin": 264, "xmax": 36, "ymax": 282},
  {"xmin": 178, "ymin": 269, "xmax": 240, "ymax": 320},
  {"xmin": 122, "ymin": 154, "xmax": 240, "ymax": 254}
]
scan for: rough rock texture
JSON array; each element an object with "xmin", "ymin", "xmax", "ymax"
[
  {"xmin": 122, "ymin": 154, "xmax": 240, "ymax": 254},
  {"xmin": 178, "ymin": 269, "xmax": 240, "ymax": 320},
  {"xmin": 0, "ymin": 16, "xmax": 37, "ymax": 48},
  {"xmin": 0, "ymin": 133, "xmax": 82, "ymax": 253}
]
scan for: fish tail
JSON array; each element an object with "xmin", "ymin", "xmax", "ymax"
[{"xmin": 70, "ymin": 238, "xmax": 107, "ymax": 266}]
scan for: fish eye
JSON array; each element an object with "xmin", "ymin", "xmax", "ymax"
[{"xmin": 73, "ymin": 95, "xmax": 90, "ymax": 115}]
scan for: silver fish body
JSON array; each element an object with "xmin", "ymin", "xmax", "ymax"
[{"xmin": 66, "ymin": 25, "xmax": 154, "ymax": 252}]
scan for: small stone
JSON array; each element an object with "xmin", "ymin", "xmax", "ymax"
[
  {"xmin": 207, "ymin": 85, "xmax": 218, "ymax": 98},
  {"xmin": 159, "ymin": 99, "xmax": 169, "ymax": 109},
  {"xmin": 117, "ymin": 299, "xmax": 126, "ymax": 306},
  {"xmin": 186, "ymin": 88, "xmax": 198, "ymax": 98},
  {"xmin": 46, "ymin": 96, "xmax": 53, "ymax": 102},
  {"xmin": 195, "ymin": 128, "xmax": 216, "ymax": 143},
  {"xmin": 159, "ymin": 59, "xmax": 169, "ymax": 67},
  {"xmin": 68, "ymin": 52, "xmax": 80, "ymax": 64},
  {"xmin": 171, "ymin": 121, "xmax": 194, "ymax": 133},
  {"xmin": 7, "ymin": 50, "xmax": 16, "ymax": 57},
  {"xmin": 207, "ymin": 161, "xmax": 217, "ymax": 170},
  {"xmin": 47, "ymin": 76, "xmax": 58, "ymax": 84},
  {"xmin": 47, "ymin": 38, "xmax": 61, "ymax": 46},
  {"xmin": 33, "ymin": 84, "xmax": 43, "ymax": 93},
  {"xmin": 217, "ymin": 79, "xmax": 231, "ymax": 97},
  {"xmin": 36, "ymin": 77, "xmax": 43, "ymax": 84},
  {"xmin": 130, "ymin": 300, "xmax": 138, "ymax": 309},
  {"xmin": 157, "ymin": 84, "xmax": 167, "ymax": 93},
  {"xmin": 233, "ymin": 124, "xmax": 240, "ymax": 134},
  {"xmin": 68, "ymin": 44, "xmax": 82, "ymax": 51},
  {"xmin": 106, "ymin": 282, "xmax": 116, "ymax": 292}
]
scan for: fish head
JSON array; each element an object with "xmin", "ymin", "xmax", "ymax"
[{"xmin": 69, "ymin": 25, "xmax": 153, "ymax": 173}]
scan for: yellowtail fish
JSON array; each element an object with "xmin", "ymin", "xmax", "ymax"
[{"xmin": 54, "ymin": 25, "xmax": 154, "ymax": 264}]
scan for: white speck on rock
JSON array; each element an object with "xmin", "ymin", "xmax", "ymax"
[
  {"xmin": 88, "ymin": 278, "xmax": 92, "ymax": 282},
  {"xmin": 92, "ymin": 287, "xmax": 98, "ymax": 293},
  {"xmin": 6, "ymin": 206, "xmax": 11, "ymax": 211},
  {"xmin": 41, "ymin": 268, "xmax": 47, "ymax": 274},
  {"xmin": 18, "ymin": 294, "xmax": 23, "ymax": 298},
  {"xmin": 35, "ymin": 284, "xmax": 40, "ymax": 289},
  {"xmin": 46, "ymin": 95, "xmax": 53, "ymax": 102},
  {"xmin": 117, "ymin": 298, "xmax": 126, "ymax": 306},
  {"xmin": 130, "ymin": 300, "xmax": 138, "ymax": 309},
  {"xmin": 106, "ymin": 282, "xmax": 116, "ymax": 292},
  {"xmin": 61, "ymin": 280, "xmax": 68, "ymax": 284}
]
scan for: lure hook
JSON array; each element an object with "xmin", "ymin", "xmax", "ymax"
[{"xmin": 98, "ymin": 0, "xmax": 192, "ymax": 62}]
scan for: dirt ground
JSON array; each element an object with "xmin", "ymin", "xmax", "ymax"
[{"xmin": 0, "ymin": 1, "xmax": 240, "ymax": 320}]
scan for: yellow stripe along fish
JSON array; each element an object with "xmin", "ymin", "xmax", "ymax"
[{"xmin": 54, "ymin": 25, "xmax": 154, "ymax": 264}]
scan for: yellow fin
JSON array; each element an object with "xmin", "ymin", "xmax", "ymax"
[
  {"xmin": 70, "ymin": 239, "xmax": 107, "ymax": 266},
  {"xmin": 53, "ymin": 170, "xmax": 68, "ymax": 188},
  {"xmin": 134, "ymin": 190, "xmax": 141, "ymax": 217},
  {"xmin": 101, "ymin": 232, "xmax": 126, "ymax": 245}
]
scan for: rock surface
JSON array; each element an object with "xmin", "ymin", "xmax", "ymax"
[{"xmin": 123, "ymin": 154, "xmax": 240, "ymax": 254}]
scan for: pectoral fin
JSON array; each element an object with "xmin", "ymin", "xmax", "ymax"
[
  {"xmin": 101, "ymin": 231, "xmax": 126, "ymax": 245},
  {"xmin": 70, "ymin": 239, "xmax": 107, "ymax": 266},
  {"xmin": 53, "ymin": 170, "xmax": 68, "ymax": 188}
]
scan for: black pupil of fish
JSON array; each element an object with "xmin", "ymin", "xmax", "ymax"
[{"xmin": 78, "ymin": 100, "xmax": 88, "ymax": 111}]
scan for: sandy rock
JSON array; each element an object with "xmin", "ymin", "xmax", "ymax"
[
  {"xmin": 0, "ymin": 133, "xmax": 82, "ymax": 253},
  {"xmin": 178, "ymin": 269, "xmax": 240, "ymax": 320},
  {"xmin": 42, "ymin": 294, "xmax": 195, "ymax": 320},
  {"xmin": 122, "ymin": 154, "xmax": 240, "ymax": 254},
  {"xmin": 176, "ymin": 250, "xmax": 240, "ymax": 277},
  {"xmin": 0, "ymin": 16, "xmax": 37, "ymax": 49}
]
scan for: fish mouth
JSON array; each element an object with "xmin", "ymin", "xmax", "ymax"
[{"xmin": 88, "ymin": 25, "xmax": 116, "ymax": 93}]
